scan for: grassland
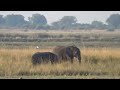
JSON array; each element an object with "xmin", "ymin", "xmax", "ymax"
[
  {"xmin": 0, "ymin": 48, "xmax": 120, "ymax": 79},
  {"xmin": 0, "ymin": 29, "xmax": 120, "ymax": 79},
  {"xmin": 0, "ymin": 29, "xmax": 120, "ymax": 48}
]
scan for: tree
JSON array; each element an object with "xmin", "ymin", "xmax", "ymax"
[
  {"xmin": 91, "ymin": 21, "xmax": 106, "ymax": 29},
  {"xmin": 28, "ymin": 14, "xmax": 47, "ymax": 26},
  {"xmin": 60, "ymin": 16, "xmax": 77, "ymax": 25},
  {"xmin": 51, "ymin": 16, "xmax": 77, "ymax": 29},
  {"xmin": 4, "ymin": 14, "xmax": 26, "ymax": 27},
  {"xmin": 51, "ymin": 21, "xmax": 62, "ymax": 29},
  {"xmin": 106, "ymin": 14, "xmax": 120, "ymax": 29},
  {"xmin": 0, "ymin": 15, "xmax": 5, "ymax": 25}
]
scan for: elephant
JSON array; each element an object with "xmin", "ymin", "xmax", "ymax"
[
  {"xmin": 32, "ymin": 52, "xmax": 58, "ymax": 65},
  {"xmin": 53, "ymin": 45, "xmax": 81, "ymax": 64}
]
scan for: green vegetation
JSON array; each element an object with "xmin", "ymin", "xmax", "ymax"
[{"xmin": 0, "ymin": 13, "xmax": 120, "ymax": 30}]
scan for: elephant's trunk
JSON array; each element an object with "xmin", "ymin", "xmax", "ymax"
[{"xmin": 77, "ymin": 52, "xmax": 81, "ymax": 64}]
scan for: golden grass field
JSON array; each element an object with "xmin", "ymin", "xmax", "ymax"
[
  {"xmin": 0, "ymin": 29, "xmax": 120, "ymax": 79},
  {"xmin": 0, "ymin": 47, "xmax": 120, "ymax": 79}
]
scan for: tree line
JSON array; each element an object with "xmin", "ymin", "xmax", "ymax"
[{"xmin": 0, "ymin": 13, "xmax": 120, "ymax": 31}]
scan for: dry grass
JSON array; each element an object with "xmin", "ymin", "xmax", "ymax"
[
  {"xmin": 0, "ymin": 29, "xmax": 120, "ymax": 78},
  {"xmin": 0, "ymin": 47, "xmax": 120, "ymax": 78},
  {"xmin": 0, "ymin": 29, "xmax": 120, "ymax": 35}
]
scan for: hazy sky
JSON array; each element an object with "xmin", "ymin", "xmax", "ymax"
[{"xmin": 0, "ymin": 11, "xmax": 120, "ymax": 24}]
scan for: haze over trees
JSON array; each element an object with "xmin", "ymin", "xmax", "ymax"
[
  {"xmin": 91, "ymin": 21, "xmax": 106, "ymax": 29},
  {"xmin": 106, "ymin": 14, "xmax": 120, "ymax": 31},
  {"xmin": 0, "ymin": 15, "xmax": 5, "ymax": 25},
  {"xmin": 51, "ymin": 16, "xmax": 77, "ymax": 29},
  {"xmin": 4, "ymin": 14, "xmax": 26, "ymax": 27},
  {"xmin": 0, "ymin": 13, "xmax": 120, "ymax": 31},
  {"xmin": 28, "ymin": 14, "xmax": 47, "ymax": 25}
]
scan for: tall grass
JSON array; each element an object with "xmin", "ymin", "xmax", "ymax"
[{"xmin": 0, "ymin": 47, "xmax": 120, "ymax": 77}]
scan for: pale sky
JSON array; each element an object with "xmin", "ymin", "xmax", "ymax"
[{"xmin": 0, "ymin": 11, "xmax": 120, "ymax": 24}]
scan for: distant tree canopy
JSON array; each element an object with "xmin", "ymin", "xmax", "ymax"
[
  {"xmin": 91, "ymin": 21, "xmax": 106, "ymax": 29},
  {"xmin": 4, "ymin": 14, "xmax": 26, "ymax": 27},
  {"xmin": 0, "ymin": 15, "xmax": 5, "ymax": 25},
  {"xmin": 28, "ymin": 14, "xmax": 47, "ymax": 25},
  {"xmin": 106, "ymin": 14, "xmax": 120, "ymax": 29},
  {"xmin": 51, "ymin": 16, "xmax": 77, "ymax": 29},
  {"xmin": 60, "ymin": 16, "xmax": 77, "ymax": 25},
  {"xmin": 0, "ymin": 13, "xmax": 120, "ymax": 30}
]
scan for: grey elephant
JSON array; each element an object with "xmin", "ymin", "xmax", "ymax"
[
  {"xmin": 53, "ymin": 45, "xmax": 81, "ymax": 64},
  {"xmin": 32, "ymin": 52, "xmax": 58, "ymax": 65}
]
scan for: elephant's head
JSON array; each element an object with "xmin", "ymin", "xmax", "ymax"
[{"xmin": 69, "ymin": 46, "xmax": 81, "ymax": 63}]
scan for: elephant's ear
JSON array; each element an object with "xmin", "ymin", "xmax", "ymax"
[
  {"xmin": 68, "ymin": 47, "xmax": 73, "ymax": 51},
  {"xmin": 66, "ymin": 47, "xmax": 73, "ymax": 56}
]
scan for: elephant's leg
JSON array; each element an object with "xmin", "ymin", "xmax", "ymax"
[
  {"xmin": 70, "ymin": 57, "xmax": 74, "ymax": 64},
  {"xmin": 79, "ymin": 59, "xmax": 81, "ymax": 64},
  {"xmin": 51, "ymin": 60, "xmax": 53, "ymax": 64}
]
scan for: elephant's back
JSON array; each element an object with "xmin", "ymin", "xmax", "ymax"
[
  {"xmin": 53, "ymin": 46, "xmax": 66, "ymax": 53},
  {"xmin": 32, "ymin": 52, "xmax": 42, "ymax": 59}
]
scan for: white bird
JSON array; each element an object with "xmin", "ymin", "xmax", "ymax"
[{"xmin": 36, "ymin": 46, "xmax": 39, "ymax": 49}]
